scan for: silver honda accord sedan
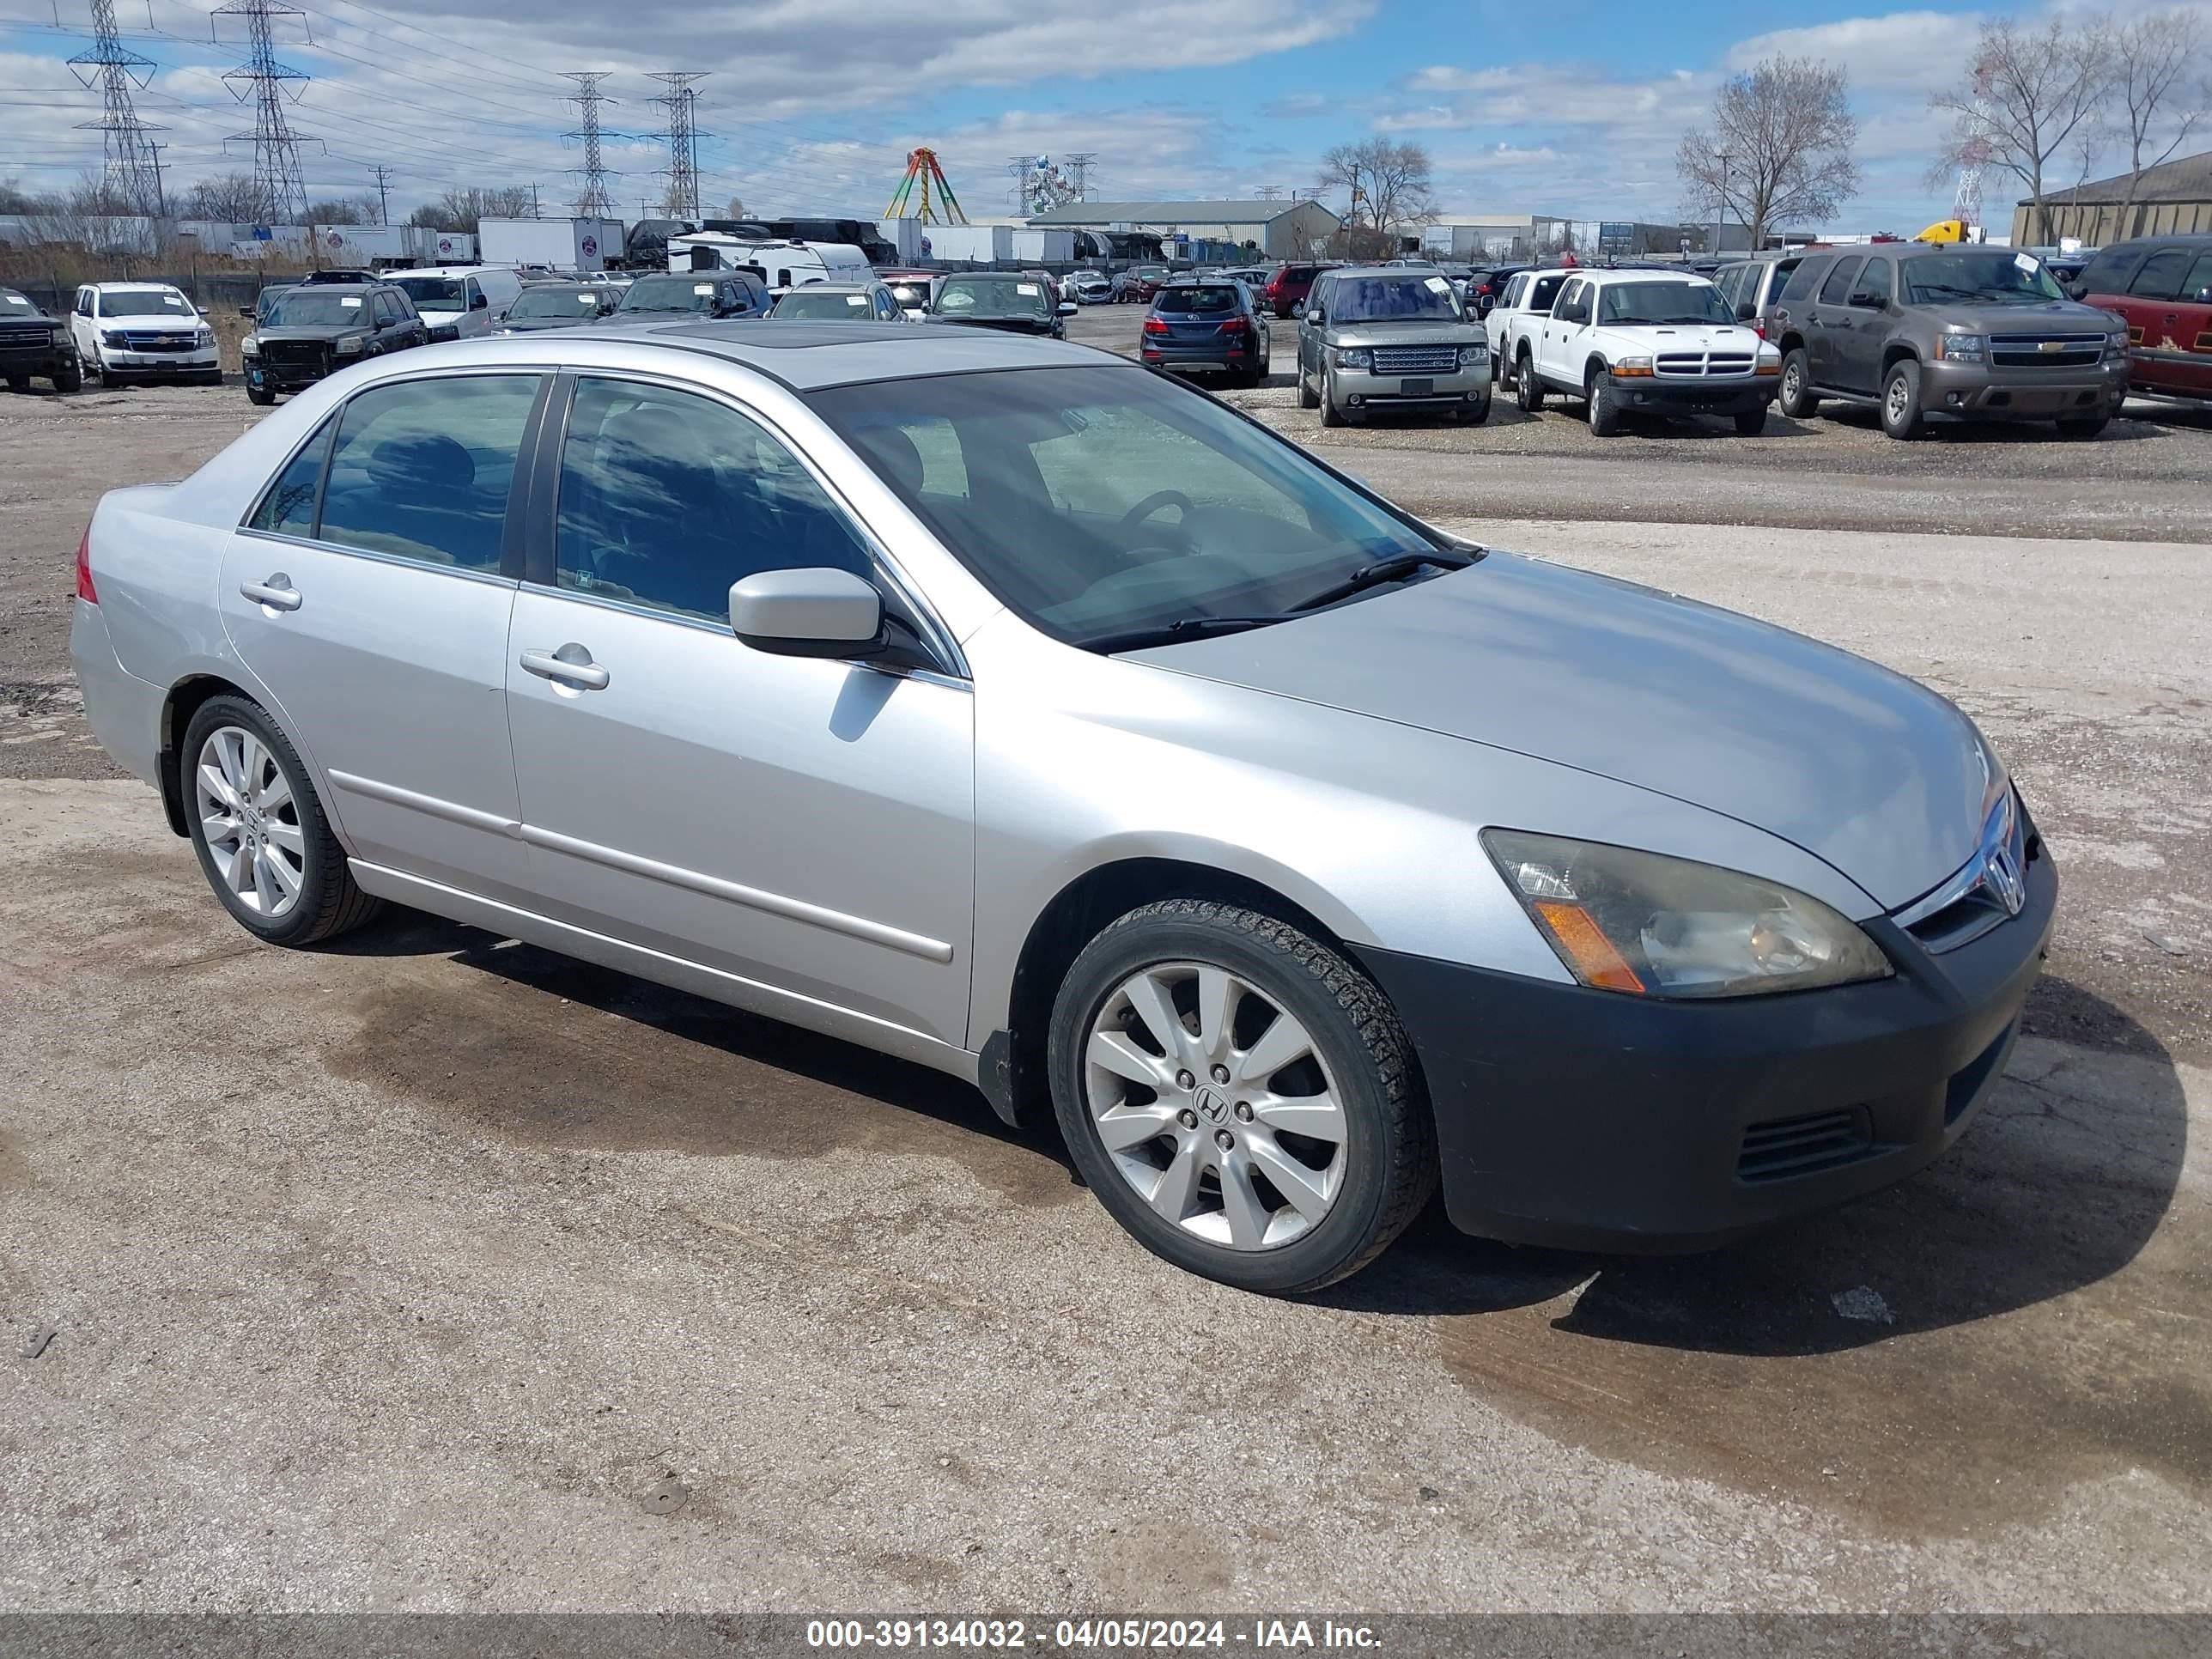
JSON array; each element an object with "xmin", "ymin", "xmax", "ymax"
[{"xmin": 70, "ymin": 320, "xmax": 2056, "ymax": 1294}]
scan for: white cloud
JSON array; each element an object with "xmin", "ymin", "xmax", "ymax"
[{"xmin": 1725, "ymin": 9, "xmax": 1981, "ymax": 94}]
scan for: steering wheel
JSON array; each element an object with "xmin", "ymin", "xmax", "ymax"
[
  {"xmin": 1116, "ymin": 490, "xmax": 1196, "ymax": 563},
  {"xmin": 1119, "ymin": 490, "xmax": 1194, "ymax": 539}
]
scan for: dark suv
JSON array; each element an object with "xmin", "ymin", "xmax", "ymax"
[
  {"xmin": 1140, "ymin": 277, "xmax": 1271, "ymax": 385},
  {"xmin": 2070, "ymin": 234, "xmax": 2212, "ymax": 406},
  {"xmin": 1, "ymin": 287, "xmax": 82, "ymax": 392},
  {"xmin": 242, "ymin": 279, "xmax": 427, "ymax": 405},
  {"xmin": 1766, "ymin": 244, "xmax": 2130, "ymax": 439}
]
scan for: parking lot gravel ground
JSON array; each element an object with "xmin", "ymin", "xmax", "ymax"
[{"xmin": 1, "ymin": 325, "xmax": 2209, "ymax": 1616}]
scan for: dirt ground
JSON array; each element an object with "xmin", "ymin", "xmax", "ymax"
[{"xmin": 1, "ymin": 349, "xmax": 2208, "ymax": 1619}]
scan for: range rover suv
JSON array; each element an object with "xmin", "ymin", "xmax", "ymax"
[
  {"xmin": 1296, "ymin": 266, "xmax": 1490, "ymax": 426},
  {"xmin": 1765, "ymin": 244, "xmax": 2130, "ymax": 439}
]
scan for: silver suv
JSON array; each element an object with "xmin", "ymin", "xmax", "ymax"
[
  {"xmin": 71, "ymin": 324, "xmax": 2054, "ymax": 1295},
  {"xmin": 1296, "ymin": 265, "xmax": 1491, "ymax": 426}
]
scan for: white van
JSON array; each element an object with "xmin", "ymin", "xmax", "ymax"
[
  {"xmin": 69, "ymin": 283, "xmax": 221, "ymax": 385},
  {"xmin": 382, "ymin": 265, "xmax": 525, "ymax": 339},
  {"xmin": 665, "ymin": 235, "xmax": 872, "ymax": 290}
]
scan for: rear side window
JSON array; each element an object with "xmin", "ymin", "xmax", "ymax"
[
  {"xmin": 246, "ymin": 418, "xmax": 336, "ymax": 537},
  {"xmin": 1779, "ymin": 256, "xmax": 1831, "ymax": 302},
  {"xmin": 2129, "ymin": 248, "xmax": 2194, "ymax": 300},
  {"xmin": 319, "ymin": 374, "xmax": 540, "ymax": 573},
  {"xmin": 1817, "ymin": 257, "xmax": 1864, "ymax": 304},
  {"xmin": 1528, "ymin": 273, "xmax": 1566, "ymax": 311}
]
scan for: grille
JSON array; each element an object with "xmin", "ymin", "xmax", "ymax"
[
  {"xmin": 1656, "ymin": 352, "xmax": 1757, "ymax": 378},
  {"xmin": 1737, "ymin": 1109, "xmax": 1874, "ymax": 1182},
  {"xmin": 0, "ymin": 324, "xmax": 52, "ymax": 347},
  {"xmin": 115, "ymin": 331, "xmax": 198, "ymax": 353},
  {"xmin": 258, "ymin": 341, "xmax": 329, "ymax": 374},
  {"xmin": 1989, "ymin": 332, "xmax": 2103, "ymax": 368},
  {"xmin": 1370, "ymin": 344, "xmax": 1460, "ymax": 374}
]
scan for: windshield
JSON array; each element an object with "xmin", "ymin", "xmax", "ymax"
[
  {"xmin": 934, "ymin": 276, "xmax": 1050, "ymax": 319},
  {"xmin": 1328, "ymin": 275, "xmax": 1458, "ymax": 323},
  {"xmin": 1903, "ymin": 252, "xmax": 2067, "ymax": 306},
  {"xmin": 1154, "ymin": 285, "xmax": 1239, "ymax": 314},
  {"xmin": 808, "ymin": 365, "xmax": 1443, "ymax": 645},
  {"xmin": 617, "ymin": 276, "xmax": 716, "ymax": 313},
  {"xmin": 2, "ymin": 288, "xmax": 40, "ymax": 313},
  {"xmin": 1598, "ymin": 281, "xmax": 1734, "ymax": 325},
  {"xmin": 392, "ymin": 276, "xmax": 465, "ymax": 311},
  {"xmin": 100, "ymin": 289, "xmax": 193, "ymax": 318},
  {"xmin": 508, "ymin": 286, "xmax": 603, "ymax": 319},
  {"xmin": 264, "ymin": 291, "xmax": 374, "ymax": 328},
  {"xmin": 772, "ymin": 288, "xmax": 878, "ymax": 319}
]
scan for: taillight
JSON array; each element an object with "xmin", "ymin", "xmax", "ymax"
[
  {"xmin": 75, "ymin": 524, "xmax": 97, "ymax": 605},
  {"xmin": 1753, "ymin": 321, "xmax": 1767, "ymax": 339},
  {"xmin": 1142, "ymin": 316, "xmax": 1170, "ymax": 335},
  {"xmin": 1218, "ymin": 317, "xmax": 1248, "ymax": 335}
]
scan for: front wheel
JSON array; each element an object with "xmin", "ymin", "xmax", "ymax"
[
  {"xmin": 1297, "ymin": 362, "xmax": 1319, "ymax": 410},
  {"xmin": 1320, "ymin": 369, "xmax": 1346, "ymax": 427},
  {"xmin": 179, "ymin": 695, "xmax": 381, "ymax": 947},
  {"xmin": 1881, "ymin": 358, "xmax": 1924, "ymax": 440},
  {"xmin": 51, "ymin": 361, "xmax": 82, "ymax": 393},
  {"xmin": 246, "ymin": 383, "xmax": 276, "ymax": 406},
  {"xmin": 1047, "ymin": 900, "xmax": 1437, "ymax": 1295},
  {"xmin": 1733, "ymin": 407, "xmax": 1767, "ymax": 435},
  {"xmin": 1587, "ymin": 370, "xmax": 1621, "ymax": 436},
  {"xmin": 1778, "ymin": 348, "xmax": 1818, "ymax": 418},
  {"xmin": 3, "ymin": 374, "xmax": 26, "ymax": 392},
  {"xmin": 1460, "ymin": 398, "xmax": 1490, "ymax": 425},
  {"xmin": 2056, "ymin": 415, "xmax": 2108, "ymax": 441}
]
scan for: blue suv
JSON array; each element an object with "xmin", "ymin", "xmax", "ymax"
[{"xmin": 1140, "ymin": 277, "xmax": 1273, "ymax": 386}]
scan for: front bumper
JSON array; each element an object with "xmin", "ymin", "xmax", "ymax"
[
  {"xmin": 1352, "ymin": 833, "xmax": 2057, "ymax": 1253},
  {"xmin": 1611, "ymin": 373, "xmax": 1776, "ymax": 414},
  {"xmin": 246, "ymin": 358, "xmax": 337, "ymax": 392},
  {"xmin": 1921, "ymin": 355, "xmax": 2129, "ymax": 417},
  {"xmin": 97, "ymin": 344, "xmax": 219, "ymax": 374},
  {"xmin": 0, "ymin": 340, "xmax": 74, "ymax": 375},
  {"xmin": 1334, "ymin": 360, "xmax": 1490, "ymax": 407}
]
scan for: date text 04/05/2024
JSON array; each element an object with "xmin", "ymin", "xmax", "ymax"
[{"xmin": 805, "ymin": 1620, "xmax": 1382, "ymax": 1650}]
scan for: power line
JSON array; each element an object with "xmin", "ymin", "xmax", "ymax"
[
  {"xmin": 66, "ymin": 0, "xmax": 166, "ymax": 213},
  {"xmin": 647, "ymin": 71, "xmax": 706, "ymax": 219},
  {"xmin": 561, "ymin": 70, "xmax": 620, "ymax": 219},
  {"xmin": 213, "ymin": 0, "xmax": 317, "ymax": 223}
]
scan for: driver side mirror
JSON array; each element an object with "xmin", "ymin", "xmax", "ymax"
[
  {"xmin": 1735, "ymin": 300, "xmax": 1758, "ymax": 320},
  {"xmin": 730, "ymin": 568, "xmax": 884, "ymax": 659},
  {"xmin": 470, "ymin": 292, "xmax": 489, "ymax": 311},
  {"xmin": 1463, "ymin": 301, "xmax": 1484, "ymax": 321},
  {"xmin": 1306, "ymin": 305, "xmax": 1324, "ymax": 325},
  {"xmin": 1057, "ymin": 301, "xmax": 1078, "ymax": 316},
  {"xmin": 239, "ymin": 304, "xmax": 256, "ymax": 319}
]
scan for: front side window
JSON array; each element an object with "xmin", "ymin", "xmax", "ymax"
[
  {"xmin": 809, "ymin": 365, "xmax": 1446, "ymax": 647},
  {"xmin": 1902, "ymin": 252, "xmax": 2065, "ymax": 306},
  {"xmin": 247, "ymin": 418, "xmax": 336, "ymax": 537},
  {"xmin": 2183, "ymin": 253, "xmax": 2212, "ymax": 302},
  {"xmin": 2128, "ymin": 248, "xmax": 2192, "ymax": 300},
  {"xmin": 318, "ymin": 374, "xmax": 540, "ymax": 572},
  {"xmin": 1856, "ymin": 258, "xmax": 1893, "ymax": 306},
  {"xmin": 553, "ymin": 377, "xmax": 872, "ymax": 624}
]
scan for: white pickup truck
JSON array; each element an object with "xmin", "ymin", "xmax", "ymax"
[
  {"xmin": 1507, "ymin": 269, "xmax": 1781, "ymax": 435},
  {"xmin": 1485, "ymin": 269, "xmax": 1570, "ymax": 387}
]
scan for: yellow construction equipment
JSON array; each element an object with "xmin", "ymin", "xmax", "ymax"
[{"xmin": 1915, "ymin": 218, "xmax": 1970, "ymax": 244}]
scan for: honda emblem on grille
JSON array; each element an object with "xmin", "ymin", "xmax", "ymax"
[{"xmin": 1983, "ymin": 842, "xmax": 2027, "ymax": 915}]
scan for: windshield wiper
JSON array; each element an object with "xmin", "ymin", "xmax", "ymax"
[
  {"xmin": 1280, "ymin": 549, "xmax": 1473, "ymax": 614},
  {"xmin": 1071, "ymin": 615, "xmax": 1284, "ymax": 654}
]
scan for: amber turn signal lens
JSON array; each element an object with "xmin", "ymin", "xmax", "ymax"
[{"xmin": 1531, "ymin": 901, "xmax": 1647, "ymax": 994}]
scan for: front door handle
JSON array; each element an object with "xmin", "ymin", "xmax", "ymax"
[
  {"xmin": 519, "ymin": 645, "xmax": 610, "ymax": 691},
  {"xmin": 240, "ymin": 574, "xmax": 301, "ymax": 611}
]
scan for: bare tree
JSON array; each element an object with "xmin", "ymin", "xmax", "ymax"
[
  {"xmin": 306, "ymin": 197, "xmax": 365, "ymax": 226},
  {"xmin": 1316, "ymin": 138, "xmax": 1436, "ymax": 258},
  {"xmin": 2103, "ymin": 9, "xmax": 2208, "ymax": 239},
  {"xmin": 725, "ymin": 196, "xmax": 747, "ymax": 220},
  {"xmin": 1676, "ymin": 56, "xmax": 1860, "ymax": 249},
  {"xmin": 1931, "ymin": 17, "xmax": 2112, "ymax": 246},
  {"xmin": 421, "ymin": 186, "xmax": 538, "ymax": 233},
  {"xmin": 0, "ymin": 177, "xmax": 46, "ymax": 214},
  {"xmin": 179, "ymin": 173, "xmax": 270, "ymax": 222}
]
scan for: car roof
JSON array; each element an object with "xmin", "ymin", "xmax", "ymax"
[
  {"xmin": 385, "ymin": 265, "xmax": 506, "ymax": 278},
  {"xmin": 91, "ymin": 281, "xmax": 185, "ymax": 292},
  {"xmin": 1571, "ymin": 267, "xmax": 1714, "ymax": 285},
  {"xmin": 771, "ymin": 283, "xmax": 880, "ymax": 294}
]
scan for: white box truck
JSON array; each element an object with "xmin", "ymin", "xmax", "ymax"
[
  {"xmin": 1009, "ymin": 228, "xmax": 1074, "ymax": 264},
  {"xmin": 927, "ymin": 225, "xmax": 1014, "ymax": 264},
  {"xmin": 477, "ymin": 217, "xmax": 623, "ymax": 270},
  {"xmin": 313, "ymin": 223, "xmax": 415, "ymax": 265}
]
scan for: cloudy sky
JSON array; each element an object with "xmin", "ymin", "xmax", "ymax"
[{"xmin": 2, "ymin": 0, "xmax": 2205, "ymax": 231}]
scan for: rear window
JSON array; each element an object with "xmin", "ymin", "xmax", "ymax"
[{"xmin": 1155, "ymin": 285, "xmax": 1239, "ymax": 313}]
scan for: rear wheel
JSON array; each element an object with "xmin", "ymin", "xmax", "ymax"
[
  {"xmin": 180, "ymin": 695, "xmax": 380, "ymax": 947},
  {"xmin": 1778, "ymin": 348, "xmax": 1818, "ymax": 418},
  {"xmin": 1048, "ymin": 899, "xmax": 1436, "ymax": 1295},
  {"xmin": 1881, "ymin": 358, "xmax": 1924, "ymax": 440},
  {"xmin": 1516, "ymin": 348, "xmax": 1544, "ymax": 411}
]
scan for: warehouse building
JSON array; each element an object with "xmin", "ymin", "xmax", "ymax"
[
  {"xmin": 1025, "ymin": 198, "xmax": 1344, "ymax": 259},
  {"xmin": 2015, "ymin": 150, "xmax": 2212, "ymax": 246}
]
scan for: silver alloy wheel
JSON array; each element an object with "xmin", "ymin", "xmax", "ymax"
[
  {"xmin": 194, "ymin": 724, "xmax": 306, "ymax": 919},
  {"xmin": 1886, "ymin": 373, "xmax": 1911, "ymax": 424},
  {"xmin": 1084, "ymin": 961, "xmax": 1348, "ymax": 1251},
  {"xmin": 1782, "ymin": 359, "xmax": 1802, "ymax": 404}
]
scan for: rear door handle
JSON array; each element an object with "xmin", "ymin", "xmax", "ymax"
[
  {"xmin": 519, "ymin": 646, "xmax": 610, "ymax": 691},
  {"xmin": 239, "ymin": 574, "xmax": 301, "ymax": 611}
]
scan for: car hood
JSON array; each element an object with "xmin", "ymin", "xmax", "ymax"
[
  {"xmin": 1929, "ymin": 298, "xmax": 2119, "ymax": 332},
  {"xmin": 932, "ymin": 313, "xmax": 1055, "ymax": 334},
  {"xmin": 501, "ymin": 315, "xmax": 596, "ymax": 331},
  {"xmin": 253, "ymin": 325, "xmax": 356, "ymax": 342},
  {"xmin": 1127, "ymin": 553, "xmax": 1993, "ymax": 910},
  {"xmin": 1327, "ymin": 319, "xmax": 1487, "ymax": 347},
  {"xmin": 1602, "ymin": 322, "xmax": 1758, "ymax": 350},
  {"xmin": 104, "ymin": 318, "xmax": 201, "ymax": 333}
]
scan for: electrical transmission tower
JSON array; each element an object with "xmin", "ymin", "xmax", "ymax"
[
  {"xmin": 68, "ymin": 0, "xmax": 166, "ymax": 215},
  {"xmin": 1063, "ymin": 152, "xmax": 1097, "ymax": 201},
  {"xmin": 648, "ymin": 72, "xmax": 708, "ymax": 219},
  {"xmin": 562, "ymin": 71, "xmax": 623, "ymax": 219},
  {"xmin": 215, "ymin": 0, "xmax": 316, "ymax": 225}
]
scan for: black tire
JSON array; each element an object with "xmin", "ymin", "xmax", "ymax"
[
  {"xmin": 1297, "ymin": 362, "xmax": 1319, "ymax": 409},
  {"xmin": 1320, "ymin": 370, "xmax": 1346, "ymax": 427},
  {"xmin": 1733, "ymin": 407, "xmax": 1767, "ymax": 436},
  {"xmin": 1047, "ymin": 899, "xmax": 1437, "ymax": 1296},
  {"xmin": 246, "ymin": 383, "xmax": 276, "ymax": 406},
  {"xmin": 2057, "ymin": 416, "xmax": 2108, "ymax": 441},
  {"xmin": 1587, "ymin": 369, "xmax": 1621, "ymax": 436},
  {"xmin": 51, "ymin": 361, "xmax": 82, "ymax": 393},
  {"xmin": 1460, "ymin": 398, "xmax": 1490, "ymax": 426},
  {"xmin": 1778, "ymin": 347, "xmax": 1818, "ymax": 418},
  {"xmin": 1516, "ymin": 348, "xmax": 1543, "ymax": 411},
  {"xmin": 3, "ymin": 374, "xmax": 26, "ymax": 393},
  {"xmin": 1881, "ymin": 357, "xmax": 1924, "ymax": 440},
  {"xmin": 179, "ymin": 694, "xmax": 381, "ymax": 947}
]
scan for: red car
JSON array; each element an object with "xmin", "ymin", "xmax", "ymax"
[
  {"xmin": 1116, "ymin": 264, "xmax": 1171, "ymax": 303},
  {"xmin": 2072, "ymin": 234, "xmax": 2212, "ymax": 404},
  {"xmin": 1261, "ymin": 261, "xmax": 1330, "ymax": 319}
]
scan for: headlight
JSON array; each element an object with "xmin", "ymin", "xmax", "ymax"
[
  {"xmin": 196, "ymin": 325, "xmax": 215, "ymax": 346},
  {"xmin": 1334, "ymin": 346, "xmax": 1371, "ymax": 370},
  {"xmin": 1459, "ymin": 342, "xmax": 1486, "ymax": 370},
  {"xmin": 1611, "ymin": 355, "xmax": 1654, "ymax": 377},
  {"xmin": 1936, "ymin": 333, "xmax": 1985, "ymax": 362},
  {"xmin": 332, "ymin": 334, "xmax": 365, "ymax": 356},
  {"xmin": 2106, "ymin": 331, "xmax": 2130, "ymax": 359},
  {"xmin": 240, "ymin": 333, "xmax": 259, "ymax": 356},
  {"xmin": 101, "ymin": 331, "xmax": 128, "ymax": 348},
  {"xmin": 50, "ymin": 324, "xmax": 68, "ymax": 346},
  {"xmin": 1755, "ymin": 344, "xmax": 1782, "ymax": 375},
  {"xmin": 1481, "ymin": 830, "xmax": 1893, "ymax": 999}
]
